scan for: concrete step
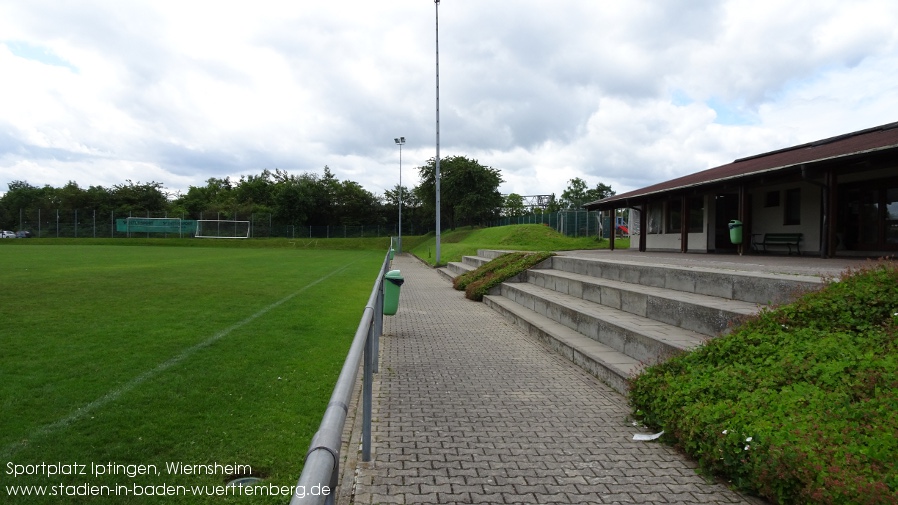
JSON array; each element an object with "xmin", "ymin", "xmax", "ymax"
[
  {"xmin": 546, "ymin": 255, "xmax": 823, "ymax": 305},
  {"xmin": 446, "ymin": 261, "xmax": 475, "ymax": 278},
  {"xmin": 498, "ymin": 282, "xmax": 707, "ymax": 365},
  {"xmin": 525, "ymin": 268, "xmax": 759, "ymax": 337},
  {"xmin": 436, "ymin": 267, "xmax": 456, "ymax": 283},
  {"xmin": 477, "ymin": 249, "xmax": 516, "ymax": 260},
  {"xmin": 462, "ymin": 255, "xmax": 492, "ymax": 269},
  {"xmin": 472, "ymin": 250, "xmax": 825, "ymax": 394},
  {"xmin": 483, "ymin": 294, "xmax": 639, "ymax": 395}
]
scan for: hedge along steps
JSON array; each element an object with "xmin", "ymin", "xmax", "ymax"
[
  {"xmin": 453, "ymin": 251, "xmax": 554, "ymax": 302},
  {"xmin": 629, "ymin": 261, "xmax": 898, "ymax": 505}
]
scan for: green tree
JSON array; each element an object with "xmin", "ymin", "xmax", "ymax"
[
  {"xmin": 503, "ymin": 193, "xmax": 526, "ymax": 217},
  {"xmin": 83, "ymin": 185, "xmax": 113, "ymax": 213},
  {"xmin": 382, "ymin": 184, "xmax": 411, "ymax": 210},
  {"xmin": 176, "ymin": 177, "xmax": 235, "ymax": 216},
  {"xmin": 109, "ymin": 180, "xmax": 168, "ymax": 213},
  {"xmin": 272, "ymin": 172, "xmax": 318, "ymax": 226},
  {"xmin": 57, "ymin": 181, "xmax": 89, "ymax": 210},
  {"xmin": 415, "ymin": 156, "xmax": 504, "ymax": 230},
  {"xmin": 559, "ymin": 178, "xmax": 615, "ymax": 209},
  {"xmin": 384, "ymin": 184, "xmax": 425, "ymax": 234},
  {"xmin": 288, "ymin": 166, "xmax": 339, "ymax": 226},
  {"xmin": 1, "ymin": 181, "xmax": 43, "ymax": 213},
  {"xmin": 333, "ymin": 180, "xmax": 379, "ymax": 226},
  {"xmin": 234, "ymin": 170, "xmax": 276, "ymax": 213},
  {"xmin": 0, "ymin": 181, "xmax": 42, "ymax": 228}
]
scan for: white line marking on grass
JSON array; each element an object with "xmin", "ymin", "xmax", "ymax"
[{"xmin": 1, "ymin": 263, "xmax": 353, "ymax": 460}]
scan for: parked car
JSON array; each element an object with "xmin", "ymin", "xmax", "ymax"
[
  {"xmin": 0, "ymin": 230, "xmax": 16, "ymax": 238},
  {"xmin": 15, "ymin": 231, "xmax": 33, "ymax": 238}
]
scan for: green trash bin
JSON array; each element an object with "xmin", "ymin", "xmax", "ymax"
[
  {"xmin": 728, "ymin": 220, "xmax": 743, "ymax": 244},
  {"xmin": 383, "ymin": 270, "xmax": 404, "ymax": 316},
  {"xmin": 389, "ymin": 247, "xmax": 395, "ymax": 260}
]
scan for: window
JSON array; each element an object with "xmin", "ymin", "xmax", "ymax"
[
  {"xmin": 647, "ymin": 203, "xmax": 662, "ymax": 234},
  {"xmin": 666, "ymin": 199, "xmax": 682, "ymax": 233},
  {"xmin": 688, "ymin": 196, "xmax": 704, "ymax": 233},
  {"xmin": 887, "ymin": 188, "xmax": 898, "ymax": 245},
  {"xmin": 784, "ymin": 188, "xmax": 801, "ymax": 225},
  {"xmin": 887, "ymin": 188, "xmax": 898, "ymax": 220},
  {"xmin": 765, "ymin": 190, "xmax": 780, "ymax": 208}
]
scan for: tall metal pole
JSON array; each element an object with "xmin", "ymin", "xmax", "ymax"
[
  {"xmin": 434, "ymin": 0, "xmax": 442, "ymax": 265},
  {"xmin": 394, "ymin": 137, "xmax": 405, "ymax": 253},
  {"xmin": 399, "ymin": 140, "xmax": 403, "ymax": 254}
]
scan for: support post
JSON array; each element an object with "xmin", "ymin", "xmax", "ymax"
[
  {"xmin": 680, "ymin": 196, "xmax": 689, "ymax": 253},
  {"xmin": 609, "ymin": 209, "xmax": 616, "ymax": 251},
  {"xmin": 639, "ymin": 203, "xmax": 647, "ymax": 252},
  {"xmin": 738, "ymin": 185, "xmax": 748, "ymax": 256},
  {"xmin": 373, "ymin": 274, "xmax": 383, "ymax": 374},
  {"xmin": 362, "ymin": 321, "xmax": 373, "ymax": 462},
  {"xmin": 826, "ymin": 169, "xmax": 837, "ymax": 258}
]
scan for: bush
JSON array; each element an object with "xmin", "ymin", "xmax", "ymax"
[
  {"xmin": 453, "ymin": 251, "xmax": 554, "ymax": 301},
  {"xmin": 629, "ymin": 260, "xmax": 898, "ymax": 504}
]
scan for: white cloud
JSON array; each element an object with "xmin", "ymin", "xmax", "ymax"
[{"xmin": 1, "ymin": 0, "xmax": 897, "ymax": 204}]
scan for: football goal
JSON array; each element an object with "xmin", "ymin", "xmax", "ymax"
[{"xmin": 195, "ymin": 220, "xmax": 251, "ymax": 239}]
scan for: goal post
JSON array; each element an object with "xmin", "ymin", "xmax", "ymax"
[{"xmin": 195, "ymin": 220, "xmax": 251, "ymax": 239}]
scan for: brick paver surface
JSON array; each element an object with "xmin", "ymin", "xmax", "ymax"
[{"xmin": 351, "ymin": 255, "xmax": 755, "ymax": 504}]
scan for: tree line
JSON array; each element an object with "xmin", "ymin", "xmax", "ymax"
[{"xmin": 0, "ymin": 156, "xmax": 614, "ymax": 232}]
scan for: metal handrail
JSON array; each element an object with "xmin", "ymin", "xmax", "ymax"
[{"xmin": 289, "ymin": 245, "xmax": 392, "ymax": 505}]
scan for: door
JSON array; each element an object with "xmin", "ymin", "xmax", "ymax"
[{"xmin": 714, "ymin": 193, "xmax": 740, "ymax": 251}]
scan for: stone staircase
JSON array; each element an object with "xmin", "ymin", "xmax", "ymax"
[
  {"xmin": 441, "ymin": 250, "xmax": 824, "ymax": 394},
  {"xmin": 440, "ymin": 250, "xmax": 508, "ymax": 280}
]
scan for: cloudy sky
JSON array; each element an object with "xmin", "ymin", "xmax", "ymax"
[{"xmin": 1, "ymin": 0, "xmax": 897, "ymax": 202}]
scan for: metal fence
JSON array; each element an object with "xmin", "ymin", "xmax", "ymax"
[
  {"xmin": 5, "ymin": 208, "xmax": 618, "ymax": 240},
  {"xmin": 491, "ymin": 210, "xmax": 610, "ymax": 238},
  {"xmin": 289, "ymin": 245, "xmax": 391, "ymax": 504},
  {"xmin": 4, "ymin": 209, "xmax": 413, "ymax": 239}
]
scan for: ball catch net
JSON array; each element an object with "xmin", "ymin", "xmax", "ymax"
[{"xmin": 195, "ymin": 220, "xmax": 251, "ymax": 239}]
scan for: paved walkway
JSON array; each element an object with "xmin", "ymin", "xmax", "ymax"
[{"xmin": 349, "ymin": 254, "xmax": 757, "ymax": 504}]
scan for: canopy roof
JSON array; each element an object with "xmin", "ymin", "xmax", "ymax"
[{"xmin": 585, "ymin": 121, "xmax": 898, "ymax": 210}]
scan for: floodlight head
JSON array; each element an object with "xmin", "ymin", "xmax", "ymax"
[
  {"xmin": 394, "ymin": 138, "xmax": 399, "ymax": 144},
  {"xmin": 400, "ymin": 136, "xmax": 406, "ymax": 143}
]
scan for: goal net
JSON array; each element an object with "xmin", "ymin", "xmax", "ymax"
[{"xmin": 195, "ymin": 220, "xmax": 251, "ymax": 239}]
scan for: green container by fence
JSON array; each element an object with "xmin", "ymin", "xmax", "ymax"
[
  {"xmin": 389, "ymin": 247, "xmax": 395, "ymax": 260},
  {"xmin": 383, "ymin": 270, "xmax": 404, "ymax": 316},
  {"xmin": 728, "ymin": 220, "xmax": 743, "ymax": 244}
]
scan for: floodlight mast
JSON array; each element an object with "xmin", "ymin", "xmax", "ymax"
[
  {"xmin": 394, "ymin": 136, "xmax": 405, "ymax": 254},
  {"xmin": 434, "ymin": 0, "xmax": 441, "ymax": 265}
]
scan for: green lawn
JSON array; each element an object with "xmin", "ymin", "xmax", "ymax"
[{"xmin": 0, "ymin": 244, "xmax": 384, "ymax": 504}]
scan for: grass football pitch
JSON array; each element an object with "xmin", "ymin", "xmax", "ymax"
[{"xmin": 0, "ymin": 244, "xmax": 385, "ymax": 504}]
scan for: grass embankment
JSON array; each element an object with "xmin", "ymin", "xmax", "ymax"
[
  {"xmin": 0, "ymin": 245, "xmax": 383, "ymax": 504},
  {"xmin": 630, "ymin": 261, "xmax": 898, "ymax": 505},
  {"xmin": 409, "ymin": 224, "xmax": 628, "ymax": 266}
]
